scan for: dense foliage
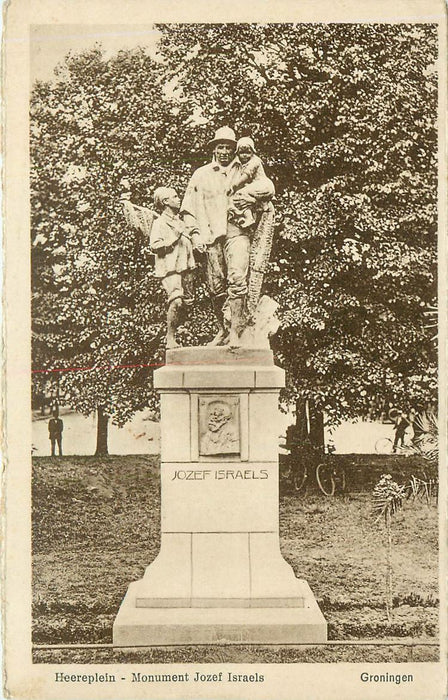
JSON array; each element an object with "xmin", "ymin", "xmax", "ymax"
[
  {"xmin": 31, "ymin": 47, "xmax": 216, "ymax": 449},
  {"xmin": 31, "ymin": 24, "xmax": 438, "ymax": 449}
]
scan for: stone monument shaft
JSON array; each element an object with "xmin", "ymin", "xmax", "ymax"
[{"xmin": 113, "ymin": 347, "xmax": 327, "ymax": 644}]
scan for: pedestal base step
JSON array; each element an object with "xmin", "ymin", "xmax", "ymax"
[
  {"xmin": 113, "ymin": 580, "xmax": 327, "ymax": 645},
  {"xmin": 135, "ymin": 596, "xmax": 305, "ymax": 608}
]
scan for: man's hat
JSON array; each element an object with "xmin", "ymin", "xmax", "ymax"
[{"xmin": 208, "ymin": 126, "xmax": 237, "ymax": 148}]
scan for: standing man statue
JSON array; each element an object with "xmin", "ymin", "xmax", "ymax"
[{"xmin": 181, "ymin": 126, "xmax": 275, "ymax": 348}]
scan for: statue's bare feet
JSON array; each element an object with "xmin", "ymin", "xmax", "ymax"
[
  {"xmin": 228, "ymin": 331, "xmax": 241, "ymax": 350},
  {"xmin": 166, "ymin": 338, "xmax": 180, "ymax": 349},
  {"xmin": 207, "ymin": 328, "xmax": 229, "ymax": 346}
]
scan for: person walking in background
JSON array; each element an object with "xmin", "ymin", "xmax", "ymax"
[
  {"xmin": 48, "ymin": 408, "xmax": 63, "ymax": 456},
  {"xmin": 392, "ymin": 411, "xmax": 409, "ymax": 453}
]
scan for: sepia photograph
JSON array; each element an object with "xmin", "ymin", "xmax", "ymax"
[{"xmin": 3, "ymin": 1, "xmax": 447, "ymax": 698}]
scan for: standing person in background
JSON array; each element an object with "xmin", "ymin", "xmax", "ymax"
[
  {"xmin": 48, "ymin": 408, "xmax": 63, "ymax": 457},
  {"xmin": 392, "ymin": 411, "xmax": 410, "ymax": 452}
]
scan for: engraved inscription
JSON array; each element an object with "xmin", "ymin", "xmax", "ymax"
[{"xmin": 170, "ymin": 468, "xmax": 269, "ymax": 481}]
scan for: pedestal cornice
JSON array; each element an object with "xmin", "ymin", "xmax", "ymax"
[{"xmin": 155, "ymin": 346, "xmax": 285, "ymax": 390}]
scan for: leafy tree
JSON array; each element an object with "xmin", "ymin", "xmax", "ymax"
[
  {"xmin": 31, "ymin": 24, "xmax": 438, "ymax": 453},
  {"xmin": 155, "ymin": 23, "xmax": 438, "ymax": 424},
  {"xmin": 30, "ymin": 47, "xmax": 214, "ymax": 453}
]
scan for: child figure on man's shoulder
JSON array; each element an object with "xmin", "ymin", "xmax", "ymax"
[{"xmin": 227, "ymin": 136, "xmax": 275, "ymax": 228}]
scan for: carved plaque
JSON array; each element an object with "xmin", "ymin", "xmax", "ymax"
[{"xmin": 198, "ymin": 396, "xmax": 240, "ymax": 457}]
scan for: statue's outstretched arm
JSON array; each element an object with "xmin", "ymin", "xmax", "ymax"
[{"xmin": 120, "ymin": 179, "xmax": 157, "ymax": 238}]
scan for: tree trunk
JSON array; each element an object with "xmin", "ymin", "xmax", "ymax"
[
  {"xmin": 295, "ymin": 398, "xmax": 325, "ymax": 448},
  {"xmin": 95, "ymin": 407, "xmax": 109, "ymax": 456},
  {"xmin": 295, "ymin": 399, "xmax": 309, "ymax": 441},
  {"xmin": 309, "ymin": 400, "xmax": 325, "ymax": 448}
]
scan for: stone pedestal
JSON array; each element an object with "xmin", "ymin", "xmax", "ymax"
[{"xmin": 113, "ymin": 347, "xmax": 327, "ymax": 644}]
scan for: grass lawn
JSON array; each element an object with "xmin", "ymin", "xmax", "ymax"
[{"xmin": 32, "ymin": 455, "xmax": 439, "ymax": 663}]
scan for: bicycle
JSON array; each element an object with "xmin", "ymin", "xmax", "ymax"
[
  {"xmin": 375, "ymin": 437, "xmax": 394, "ymax": 454},
  {"xmin": 279, "ymin": 438, "xmax": 346, "ymax": 496},
  {"xmin": 375, "ymin": 435, "xmax": 414, "ymax": 454},
  {"xmin": 279, "ymin": 435, "xmax": 312, "ymax": 492}
]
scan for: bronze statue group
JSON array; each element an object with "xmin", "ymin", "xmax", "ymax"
[{"xmin": 122, "ymin": 127, "xmax": 276, "ymax": 349}]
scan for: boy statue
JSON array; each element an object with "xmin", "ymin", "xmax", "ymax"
[{"xmin": 121, "ymin": 183, "xmax": 196, "ymax": 349}]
